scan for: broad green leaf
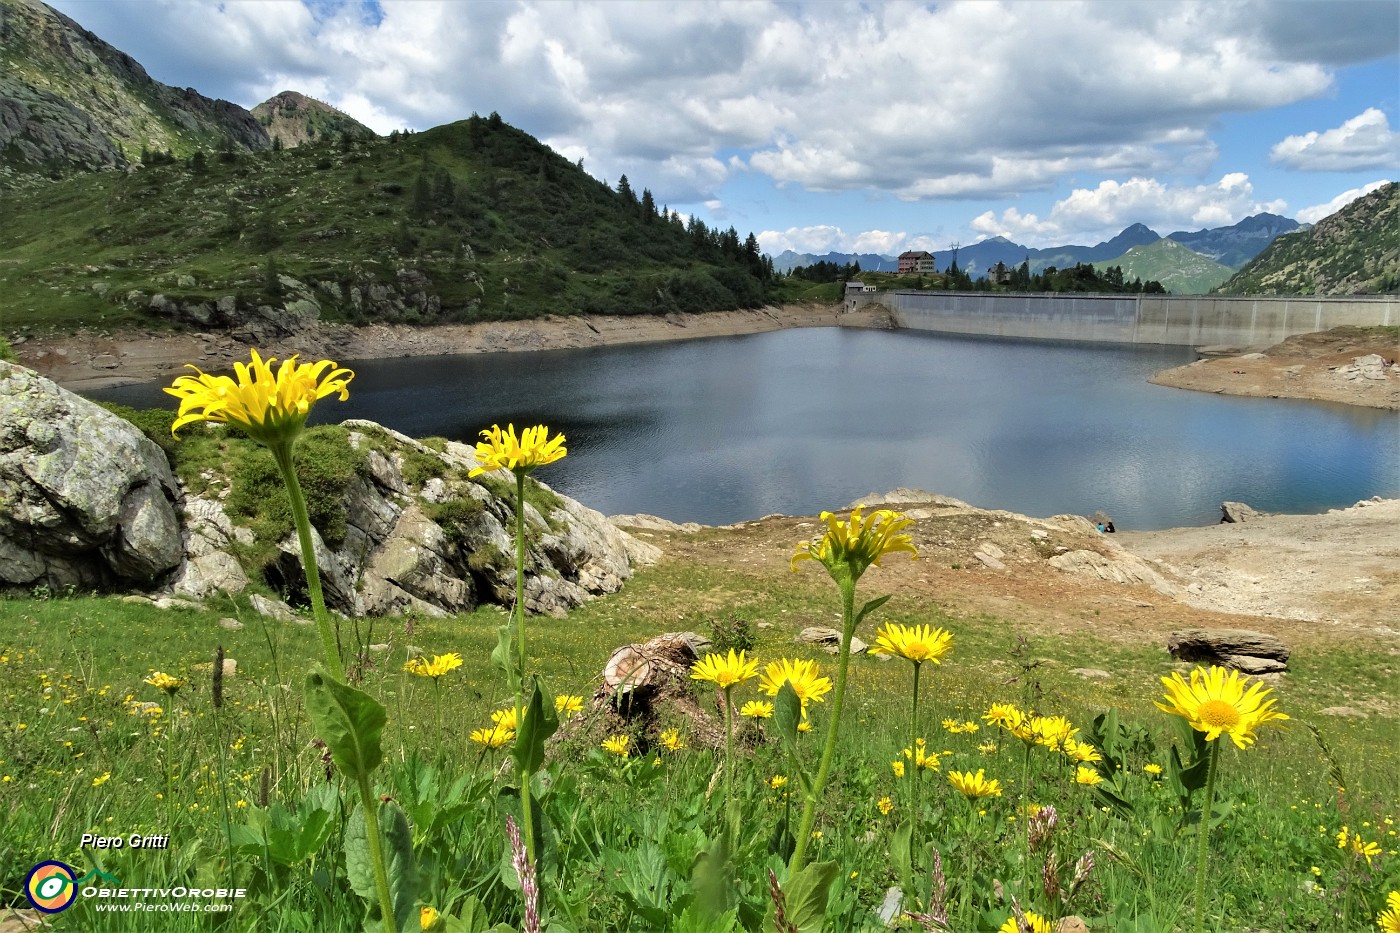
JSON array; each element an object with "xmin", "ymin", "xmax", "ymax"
[
  {"xmin": 774, "ymin": 682, "xmax": 801, "ymax": 749},
  {"xmin": 512, "ymin": 679, "xmax": 560, "ymax": 779},
  {"xmin": 381, "ymin": 800, "xmax": 418, "ymax": 933},
  {"xmin": 691, "ymin": 834, "xmax": 737, "ymax": 918},
  {"xmin": 344, "ymin": 804, "xmax": 375, "ymax": 903},
  {"xmin": 673, "ymin": 904, "xmax": 741, "ymax": 933},
  {"xmin": 779, "ymin": 861, "xmax": 838, "ymax": 933},
  {"xmin": 304, "ymin": 666, "xmax": 385, "ymax": 783},
  {"xmin": 889, "ymin": 822, "xmax": 913, "ymax": 896},
  {"xmin": 491, "ymin": 620, "xmax": 520, "ymax": 694},
  {"xmin": 454, "ymin": 895, "xmax": 490, "ymax": 933}
]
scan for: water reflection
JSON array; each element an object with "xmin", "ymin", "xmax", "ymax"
[{"xmin": 90, "ymin": 328, "xmax": 1399, "ymax": 530}]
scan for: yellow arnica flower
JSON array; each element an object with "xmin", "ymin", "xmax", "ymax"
[
  {"xmin": 403, "ymin": 653, "xmax": 464, "ymax": 679},
  {"xmin": 1378, "ymin": 891, "xmax": 1400, "ymax": 933},
  {"xmin": 145, "ymin": 672, "xmax": 185, "ymax": 694},
  {"xmin": 1337, "ymin": 828, "xmax": 1383, "ymax": 865},
  {"xmin": 602, "ymin": 735, "xmax": 630, "ymax": 758},
  {"xmin": 1155, "ymin": 665, "xmax": 1289, "ymax": 749},
  {"xmin": 1031, "ymin": 715, "xmax": 1079, "ymax": 752},
  {"xmin": 1143, "ymin": 763, "xmax": 1163, "ymax": 777},
  {"xmin": 796, "ymin": 719, "xmax": 812, "ymax": 733},
  {"xmin": 420, "ymin": 905, "xmax": 444, "ymax": 932},
  {"xmin": 871, "ymin": 623, "xmax": 953, "ymax": 665},
  {"xmin": 468, "ymin": 423, "xmax": 567, "ymax": 476},
  {"xmin": 758, "ymin": 658, "xmax": 833, "ymax": 709},
  {"xmin": 469, "ymin": 723, "xmax": 514, "ymax": 748},
  {"xmin": 790, "ymin": 506, "xmax": 917, "ymax": 579},
  {"xmin": 741, "ymin": 700, "xmax": 775, "ymax": 719},
  {"xmin": 998, "ymin": 911, "xmax": 1053, "ymax": 933},
  {"xmin": 901, "ymin": 739, "xmax": 941, "ymax": 771},
  {"xmin": 769, "ymin": 775, "xmax": 789, "ymax": 790},
  {"xmin": 659, "ymin": 728, "xmax": 686, "ymax": 751},
  {"xmin": 948, "ymin": 768, "xmax": 1003, "ymax": 799},
  {"xmin": 491, "ymin": 706, "xmax": 520, "ymax": 730},
  {"xmin": 983, "ymin": 702, "xmax": 1026, "ymax": 732},
  {"xmin": 891, "ymin": 760, "xmax": 906, "ymax": 779},
  {"xmin": 165, "ymin": 349, "xmax": 352, "ymax": 443},
  {"xmin": 1063, "ymin": 739, "xmax": 1102, "ymax": 763},
  {"xmin": 691, "ymin": 650, "xmax": 760, "ymax": 691},
  {"xmin": 555, "ymin": 695, "xmax": 584, "ymax": 716},
  {"xmin": 1074, "ymin": 766, "xmax": 1103, "ymax": 786},
  {"xmin": 877, "ymin": 796, "xmax": 894, "ymax": 815}
]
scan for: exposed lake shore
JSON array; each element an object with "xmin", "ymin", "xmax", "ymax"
[
  {"xmin": 13, "ymin": 306, "xmax": 1395, "ymax": 412},
  {"xmin": 15, "ymin": 304, "xmax": 892, "ymax": 392},
  {"xmin": 1148, "ymin": 325, "xmax": 1400, "ymax": 410}
]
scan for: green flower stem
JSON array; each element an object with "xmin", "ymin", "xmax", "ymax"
[
  {"xmin": 512, "ymin": 470, "xmax": 537, "ymax": 870},
  {"xmin": 909, "ymin": 661, "xmax": 922, "ymax": 877},
  {"xmin": 271, "ymin": 443, "xmax": 345, "ymax": 682},
  {"xmin": 356, "ymin": 772, "xmax": 399, "ymax": 933},
  {"xmin": 789, "ymin": 577, "xmax": 857, "ymax": 872},
  {"xmin": 1193, "ymin": 740, "xmax": 1220, "ymax": 933},
  {"xmin": 723, "ymin": 685, "xmax": 737, "ymax": 842}
]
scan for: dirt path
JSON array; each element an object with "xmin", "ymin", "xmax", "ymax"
[
  {"xmin": 14, "ymin": 305, "xmax": 893, "ymax": 392},
  {"xmin": 1149, "ymin": 325, "xmax": 1400, "ymax": 410}
]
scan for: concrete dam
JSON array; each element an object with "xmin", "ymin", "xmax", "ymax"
[{"xmin": 851, "ymin": 291, "xmax": 1398, "ymax": 347}]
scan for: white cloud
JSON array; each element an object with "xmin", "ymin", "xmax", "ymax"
[
  {"xmin": 757, "ymin": 225, "xmax": 851, "ymax": 255},
  {"xmin": 1295, "ymin": 180, "xmax": 1392, "ymax": 224},
  {"xmin": 49, "ymin": 0, "xmax": 1376, "ymax": 208},
  {"xmin": 1270, "ymin": 108, "xmax": 1400, "ymax": 172},
  {"xmin": 966, "ymin": 175, "xmax": 1289, "ymax": 247}
]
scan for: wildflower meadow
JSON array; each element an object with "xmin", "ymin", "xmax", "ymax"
[{"xmin": 1, "ymin": 350, "xmax": 1396, "ymax": 932}]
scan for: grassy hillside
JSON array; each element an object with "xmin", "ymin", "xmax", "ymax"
[
  {"xmin": 1217, "ymin": 182, "xmax": 1399, "ymax": 295},
  {"xmin": 0, "ymin": 0, "xmax": 267, "ymax": 176},
  {"xmin": 0, "ymin": 114, "xmax": 779, "ymax": 333},
  {"xmin": 1093, "ymin": 239, "xmax": 1232, "ymax": 294}
]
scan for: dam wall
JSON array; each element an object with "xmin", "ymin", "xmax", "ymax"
[{"xmin": 861, "ymin": 291, "xmax": 1398, "ymax": 346}]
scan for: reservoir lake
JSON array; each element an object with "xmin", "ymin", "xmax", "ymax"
[{"xmin": 95, "ymin": 327, "xmax": 1400, "ymax": 530}]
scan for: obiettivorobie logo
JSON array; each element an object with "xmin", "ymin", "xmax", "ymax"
[
  {"xmin": 23, "ymin": 859, "xmax": 247, "ymax": 914},
  {"xmin": 24, "ymin": 862, "xmax": 120, "ymax": 913}
]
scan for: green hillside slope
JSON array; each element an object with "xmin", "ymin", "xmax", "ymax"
[
  {"xmin": 0, "ymin": 114, "xmax": 775, "ymax": 333},
  {"xmin": 1093, "ymin": 239, "xmax": 1233, "ymax": 294},
  {"xmin": 1216, "ymin": 182, "xmax": 1399, "ymax": 295},
  {"xmin": 0, "ymin": 0, "xmax": 268, "ymax": 177}
]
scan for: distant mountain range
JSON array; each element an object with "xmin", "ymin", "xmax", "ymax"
[
  {"xmin": 772, "ymin": 214, "xmax": 1306, "ymax": 292},
  {"xmin": 1217, "ymin": 182, "xmax": 1399, "ymax": 296},
  {"xmin": 0, "ymin": 0, "xmax": 372, "ymax": 177}
]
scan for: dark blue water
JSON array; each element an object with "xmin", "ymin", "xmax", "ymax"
[{"xmin": 93, "ymin": 328, "xmax": 1399, "ymax": 529}]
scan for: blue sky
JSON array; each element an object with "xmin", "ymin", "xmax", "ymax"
[{"xmin": 50, "ymin": 0, "xmax": 1400, "ymax": 256}]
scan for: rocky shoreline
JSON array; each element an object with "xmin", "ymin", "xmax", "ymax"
[
  {"xmin": 15, "ymin": 304, "xmax": 893, "ymax": 392},
  {"xmin": 1148, "ymin": 325, "xmax": 1400, "ymax": 410}
]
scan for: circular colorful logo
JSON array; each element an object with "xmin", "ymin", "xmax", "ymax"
[{"xmin": 25, "ymin": 861, "xmax": 79, "ymax": 913}]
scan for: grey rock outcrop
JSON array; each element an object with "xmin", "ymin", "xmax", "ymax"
[
  {"xmin": 1167, "ymin": 628, "xmax": 1291, "ymax": 674},
  {"xmin": 0, "ymin": 361, "xmax": 182, "ymax": 588},
  {"xmin": 249, "ymin": 421, "xmax": 660, "ymax": 619},
  {"xmin": 0, "ymin": 364, "xmax": 657, "ymax": 618}
]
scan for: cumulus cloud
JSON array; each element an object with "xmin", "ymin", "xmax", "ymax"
[
  {"xmin": 1295, "ymin": 180, "xmax": 1393, "ymax": 224},
  {"xmin": 1270, "ymin": 108, "xmax": 1400, "ymax": 172},
  {"xmin": 967, "ymin": 175, "xmax": 1289, "ymax": 247},
  {"xmin": 49, "ymin": 0, "xmax": 1386, "ymax": 209}
]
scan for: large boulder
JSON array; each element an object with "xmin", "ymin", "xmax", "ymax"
[
  {"xmin": 0, "ymin": 362, "xmax": 182, "ymax": 588},
  {"xmin": 260, "ymin": 421, "xmax": 660, "ymax": 618},
  {"xmin": 1167, "ymin": 628, "xmax": 1291, "ymax": 674}
]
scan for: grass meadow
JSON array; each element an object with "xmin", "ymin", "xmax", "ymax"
[{"xmin": 1, "ymin": 552, "xmax": 1397, "ymax": 931}]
